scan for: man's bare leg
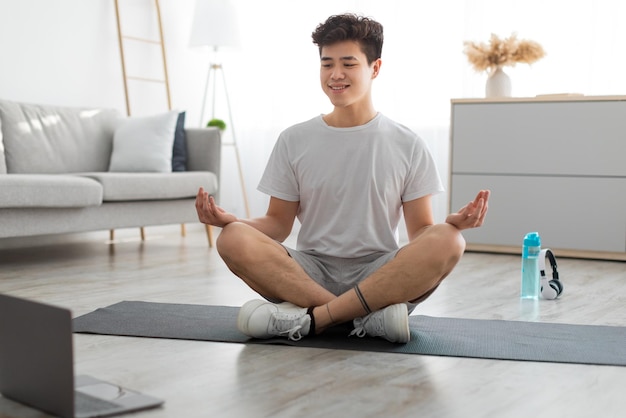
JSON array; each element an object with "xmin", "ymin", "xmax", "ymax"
[
  {"xmin": 216, "ymin": 222, "xmax": 335, "ymax": 308},
  {"xmin": 311, "ymin": 223, "xmax": 466, "ymax": 333},
  {"xmin": 221, "ymin": 222, "xmax": 464, "ymax": 337}
]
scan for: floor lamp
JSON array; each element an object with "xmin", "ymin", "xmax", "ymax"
[{"xmin": 190, "ymin": 0, "xmax": 250, "ymax": 218}]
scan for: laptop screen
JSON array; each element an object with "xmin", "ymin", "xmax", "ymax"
[{"xmin": 0, "ymin": 294, "xmax": 76, "ymax": 418}]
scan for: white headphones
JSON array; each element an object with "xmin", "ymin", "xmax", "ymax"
[{"xmin": 539, "ymin": 248, "xmax": 563, "ymax": 299}]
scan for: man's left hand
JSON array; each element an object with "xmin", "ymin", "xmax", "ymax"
[{"xmin": 446, "ymin": 189, "xmax": 490, "ymax": 230}]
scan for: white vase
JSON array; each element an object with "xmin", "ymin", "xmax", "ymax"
[{"xmin": 485, "ymin": 66, "xmax": 511, "ymax": 98}]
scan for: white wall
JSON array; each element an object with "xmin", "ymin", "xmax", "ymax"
[
  {"xmin": 1, "ymin": 0, "xmax": 122, "ymax": 108},
  {"xmin": 1, "ymin": 0, "xmax": 625, "ymax": 234},
  {"xmin": 0, "ymin": 0, "xmax": 208, "ymax": 116}
]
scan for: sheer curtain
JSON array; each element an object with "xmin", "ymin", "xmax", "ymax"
[{"xmin": 216, "ymin": 0, "xmax": 626, "ymax": 223}]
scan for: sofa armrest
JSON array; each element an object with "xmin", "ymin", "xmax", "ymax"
[{"xmin": 185, "ymin": 127, "xmax": 221, "ymax": 179}]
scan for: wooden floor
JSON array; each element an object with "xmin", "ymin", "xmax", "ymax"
[{"xmin": 0, "ymin": 225, "xmax": 624, "ymax": 418}]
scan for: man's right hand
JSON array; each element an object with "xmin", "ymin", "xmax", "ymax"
[{"xmin": 195, "ymin": 187, "xmax": 238, "ymax": 227}]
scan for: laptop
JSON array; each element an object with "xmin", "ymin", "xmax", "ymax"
[{"xmin": 0, "ymin": 294, "xmax": 164, "ymax": 418}]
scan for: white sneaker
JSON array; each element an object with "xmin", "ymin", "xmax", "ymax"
[
  {"xmin": 237, "ymin": 299, "xmax": 311, "ymax": 341},
  {"xmin": 349, "ymin": 303, "xmax": 410, "ymax": 343}
]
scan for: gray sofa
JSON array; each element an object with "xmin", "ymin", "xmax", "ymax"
[{"xmin": 0, "ymin": 99, "xmax": 220, "ymax": 245}]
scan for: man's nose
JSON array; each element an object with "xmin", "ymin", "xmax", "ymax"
[{"xmin": 330, "ymin": 68, "xmax": 345, "ymax": 80}]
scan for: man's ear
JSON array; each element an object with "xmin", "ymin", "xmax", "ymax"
[{"xmin": 371, "ymin": 58, "xmax": 382, "ymax": 78}]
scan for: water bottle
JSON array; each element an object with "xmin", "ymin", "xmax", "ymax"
[{"xmin": 521, "ymin": 232, "xmax": 541, "ymax": 299}]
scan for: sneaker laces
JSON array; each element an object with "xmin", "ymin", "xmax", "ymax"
[
  {"xmin": 349, "ymin": 304, "xmax": 410, "ymax": 343},
  {"xmin": 268, "ymin": 312, "xmax": 307, "ymax": 341},
  {"xmin": 349, "ymin": 314, "xmax": 381, "ymax": 338}
]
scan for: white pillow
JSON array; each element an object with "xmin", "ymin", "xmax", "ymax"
[{"xmin": 108, "ymin": 110, "xmax": 179, "ymax": 172}]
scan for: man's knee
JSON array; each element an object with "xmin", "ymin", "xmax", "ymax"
[
  {"xmin": 216, "ymin": 222, "xmax": 286, "ymax": 265},
  {"xmin": 216, "ymin": 222, "xmax": 252, "ymax": 259},
  {"xmin": 402, "ymin": 225, "xmax": 465, "ymax": 303},
  {"xmin": 420, "ymin": 223, "xmax": 466, "ymax": 261},
  {"xmin": 439, "ymin": 223, "xmax": 466, "ymax": 259},
  {"xmin": 399, "ymin": 224, "xmax": 465, "ymax": 285}
]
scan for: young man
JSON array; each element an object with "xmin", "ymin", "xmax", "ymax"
[{"xmin": 195, "ymin": 14, "xmax": 489, "ymax": 343}]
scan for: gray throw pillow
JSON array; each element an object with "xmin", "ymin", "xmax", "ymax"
[{"xmin": 172, "ymin": 111, "xmax": 187, "ymax": 171}]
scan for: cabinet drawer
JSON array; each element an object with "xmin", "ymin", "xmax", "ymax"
[
  {"xmin": 450, "ymin": 174, "xmax": 626, "ymax": 253},
  {"xmin": 451, "ymin": 101, "xmax": 626, "ymax": 176}
]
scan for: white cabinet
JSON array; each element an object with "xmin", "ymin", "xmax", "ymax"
[{"xmin": 450, "ymin": 96, "xmax": 626, "ymax": 260}]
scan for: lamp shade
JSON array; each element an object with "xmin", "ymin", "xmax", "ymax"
[{"xmin": 189, "ymin": 0, "xmax": 241, "ymax": 48}]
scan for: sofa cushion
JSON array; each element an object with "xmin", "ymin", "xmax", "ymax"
[
  {"xmin": 0, "ymin": 174, "xmax": 103, "ymax": 208},
  {"xmin": 76, "ymin": 172, "xmax": 218, "ymax": 202},
  {"xmin": 108, "ymin": 111, "xmax": 179, "ymax": 173},
  {"xmin": 0, "ymin": 99, "xmax": 120, "ymax": 174}
]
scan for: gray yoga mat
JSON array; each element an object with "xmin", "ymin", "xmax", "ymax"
[{"xmin": 72, "ymin": 301, "xmax": 626, "ymax": 366}]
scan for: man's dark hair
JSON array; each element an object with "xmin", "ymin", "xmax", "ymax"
[{"xmin": 311, "ymin": 14, "xmax": 383, "ymax": 64}]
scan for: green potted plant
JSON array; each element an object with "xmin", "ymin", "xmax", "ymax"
[{"xmin": 207, "ymin": 118, "xmax": 227, "ymax": 131}]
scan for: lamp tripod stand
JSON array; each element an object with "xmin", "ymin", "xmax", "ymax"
[{"xmin": 199, "ymin": 56, "xmax": 250, "ymax": 218}]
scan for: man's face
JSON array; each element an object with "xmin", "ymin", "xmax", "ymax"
[{"xmin": 319, "ymin": 40, "xmax": 380, "ymax": 109}]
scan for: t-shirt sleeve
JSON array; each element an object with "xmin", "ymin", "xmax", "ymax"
[
  {"xmin": 257, "ymin": 135, "xmax": 300, "ymax": 202},
  {"xmin": 401, "ymin": 136, "xmax": 445, "ymax": 202}
]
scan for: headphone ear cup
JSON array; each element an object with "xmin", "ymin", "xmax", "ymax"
[
  {"xmin": 551, "ymin": 279, "xmax": 563, "ymax": 296},
  {"xmin": 539, "ymin": 248, "xmax": 563, "ymax": 300},
  {"xmin": 541, "ymin": 282, "xmax": 558, "ymax": 300}
]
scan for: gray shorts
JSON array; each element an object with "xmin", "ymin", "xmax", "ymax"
[{"xmin": 281, "ymin": 246, "xmax": 419, "ymax": 313}]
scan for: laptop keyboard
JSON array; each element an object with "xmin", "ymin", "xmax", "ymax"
[{"xmin": 75, "ymin": 391, "xmax": 121, "ymax": 415}]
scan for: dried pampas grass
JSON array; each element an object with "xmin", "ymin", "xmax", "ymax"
[{"xmin": 463, "ymin": 33, "xmax": 545, "ymax": 72}]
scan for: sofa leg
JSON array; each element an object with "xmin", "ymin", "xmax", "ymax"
[
  {"xmin": 181, "ymin": 224, "xmax": 186, "ymax": 237},
  {"xmin": 140, "ymin": 227, "xmax": 146, "ymax": 241},
  {"xmin": 205, "ymin": 225, "xmax": 214, "ymax": 248},
  {"xmin": 109, "ymin": 229, "xmax": 115, "ymax": 241}
]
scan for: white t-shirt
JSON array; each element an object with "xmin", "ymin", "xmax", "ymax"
[{"xmin": 258, "ymin": 113, "xmax": 444, "ymax": 258}]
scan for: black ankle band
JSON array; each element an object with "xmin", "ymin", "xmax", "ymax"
[
  {"xmin": 306, "ymin": 306, "xmax": 316, "ymax": 336},
  {"xmin": 354, "ymin": 284, "xmax": 372, "ymax": 314}
]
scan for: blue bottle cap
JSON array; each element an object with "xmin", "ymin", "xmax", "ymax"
[{"xmin": 523, "ymin": 232, "xmax": 541, "ymax": 247}]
